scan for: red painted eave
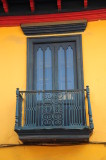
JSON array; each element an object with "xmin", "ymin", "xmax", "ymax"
[
  {"xmin": 57, "ymin": 0, "xmax": 61, "ymax": 11},
  {"xmin": 0, "ymin": 9, "xmax": 106, "ymax": 27},
  {"xmin": 29, "ymin": 0, "xmax": 35, "ymax": 12},
  {"xmin": 84, "ymin": 0, "xmax": 88, "ymax": 8},
  {"xmin": 1, "ymin": 0, "xmax": 9, "ymax": 13}
]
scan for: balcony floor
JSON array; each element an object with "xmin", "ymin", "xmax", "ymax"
[{"xmin": 15, "ymin": 126, "xmax": 92, "ymax": 144}]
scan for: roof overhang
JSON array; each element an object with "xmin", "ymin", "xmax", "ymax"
[
  {"xmin": 0, "ymin": 9, "xmax": 106, "ymax": 27},
  {"xmin": 0, "ymin": 0, "xmax": 106, "ymax": 27}
]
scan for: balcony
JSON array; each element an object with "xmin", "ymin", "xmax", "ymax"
[{"xmin": 15, "ymin": 86, "xmax": 94, "ymax": 143}]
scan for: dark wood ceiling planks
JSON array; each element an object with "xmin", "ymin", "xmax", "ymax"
[{"xmin": 0, "ymin": 0, "xmax": 106, "ymax": 16}]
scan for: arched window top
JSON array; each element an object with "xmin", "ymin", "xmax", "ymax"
[
  {"xmin": 45, "ymin": 47, "xmax": 51, "ymax": 52},
  {"xmin": 37, "ymin": 48, "xmax": 43, "ymax": 55},
  {"xmin": 58, "ymin": 46, "xmax": 64, "ymax": 53},
  {"xmin": 66, "ymin": 46, "xmax": 73, "ymax": 53}
]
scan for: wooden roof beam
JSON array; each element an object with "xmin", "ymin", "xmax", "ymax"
[
  {"xmin": 84, "ymin": 0, "xmax": 88, "ymax": 8},
  {"xmin": 0, "ymin": 9, "xmax": 106, "ymax": 26},
  {"xmin": 57, "ymin": 0, "xmax": 61, "ymax": 11},
  {"xmin": 29, "ymin": 0, "xmax": 35, "ymax": 12},
  {"xmin": 1, "ymin": 0, "xmax": 8, "ymax": 13}
]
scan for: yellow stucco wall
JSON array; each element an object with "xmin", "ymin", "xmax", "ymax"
[
  {"xmin": 0, "ymin": 144, "xmax": 106, "ymax": 160},
  {"xmin": 0, "ymin": 20, "xmax": 106, "ymax": 159}
]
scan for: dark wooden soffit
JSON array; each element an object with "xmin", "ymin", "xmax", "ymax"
[
  {"xmin": 26, "ymin": 0, "xmax": 67, "ymax": 12},
  {"xmin": 1, "ymin": 0, "xmax": 106, "ymax": 17},
  {"xmin": 21, "ymin": 20, "xmax": 87, "ymax": 36},
  {"xmin": 1, "ymin": 0, "xmax": 87, "ymax": 14}
]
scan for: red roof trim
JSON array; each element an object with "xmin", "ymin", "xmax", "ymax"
[
  {"xmin": 29, "ymin": 0, "xmax": 35, "ymax": 12},
  {"xmin": 1, "ymin": 0, "xmax": 8, "ymax": 13},
  {"xmin": 0, "ymin": 9, "xmax": 106, "ymax": 27}
]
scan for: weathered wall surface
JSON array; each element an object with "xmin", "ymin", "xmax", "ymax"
[{"xmin": 0, "ymin": 20, "xmax": 106, "ymax": 159}]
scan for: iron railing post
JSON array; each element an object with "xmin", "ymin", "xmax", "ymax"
[
  {"xmin": 15, "ymin": 88, "xmax": 19, "ymax": 130},
  {"xmin": 86, "ymin": 86, "xmax": 94, "ymax": 130},
  {"xmin": 19, "ymin": 92, "xmax": 23, "ymax": 127}
]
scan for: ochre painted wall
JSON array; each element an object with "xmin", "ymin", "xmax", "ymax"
[
  {"xmin": 0, "ymin": 27, "xmax": 26, "ymax": 144},
  {"xmin": 0, "ymin": 144, "xmax": 106, "ymax": 160},
  {"xmin": 0, "ymin": 20, "xmax": 106, "ymax": 159}
]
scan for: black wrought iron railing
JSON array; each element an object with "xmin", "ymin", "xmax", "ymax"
[{"xmin": 15, "ymin": 86, "xmax": 94, "ymax": 130}]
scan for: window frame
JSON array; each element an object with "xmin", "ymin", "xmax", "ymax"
[
  {"xmin": 27, "ymin": 35, "xmax": 84, "ymax": 91},
  {"xmin": 33, "ymin": 42, "xmax": 77, "ymax": 92}
]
